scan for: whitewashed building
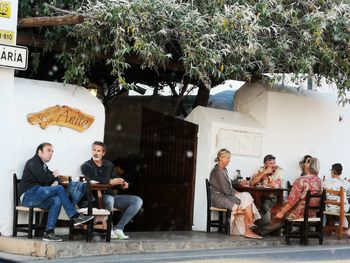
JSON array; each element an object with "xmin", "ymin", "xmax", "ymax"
[{"xmin": 186, "ymin": 81, "xmax": 350, "ymax": 231}]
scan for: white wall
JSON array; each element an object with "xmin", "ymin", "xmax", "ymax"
[
  {"xmin": 0, "ymin": 78, "xmax": 105, "ymax": 236},
  {"xmin": 187, "ymin": 82, "xmax": 350, "ymax": 232},
  {"xmin": 264, "ymin": 85, "xmax": 350, "ymax": 183},
  {"xmin": 185, "ymin": 107, "xmax": 264, "ymax": 231},
  {"xmin": 235, "ymin": 82, "xmax": 350, "ymax": 184},
  {"xmin": 0, "ymin": 0, "xmax": 19, "ymax": 236},
  {"xmin": 14, "ymin": 78, "xmax": 105, "ymax": 176}
]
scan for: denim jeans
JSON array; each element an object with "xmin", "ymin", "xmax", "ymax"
[
  {"xmin": 22, "ymin": 185, "xmax": 77, "ymax": 232},
  {"xmin": 103, "ymin": 194, "xmax": 143, "ymax": 230}
]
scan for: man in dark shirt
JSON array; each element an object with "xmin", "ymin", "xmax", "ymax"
[
  {"xmin": 19, "ymin": 142, "xmax": 94, "ymax": 242},
  {"xmin": 81, "ymin": 141, "xmax": 143, "ymax": 240}
]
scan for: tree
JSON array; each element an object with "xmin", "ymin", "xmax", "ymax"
[{"xmin": 17, "ymin": 0, "xmax": 350, "ymax": 112}]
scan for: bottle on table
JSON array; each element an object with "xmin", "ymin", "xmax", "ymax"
[{"xmin": 235, "ymin": 169, "xmax": 243, "ymax": 182}]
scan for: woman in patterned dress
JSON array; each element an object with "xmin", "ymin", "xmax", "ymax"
[{"xmin": 275, "ymin": 157, "xmax": 322, "ymax": 220}]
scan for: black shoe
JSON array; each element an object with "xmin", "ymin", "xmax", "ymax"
[
  {"xmin": 73, "ymin": 215, "xmax": 94, "ymax": 226},
  {"xmin": 43, "ymin": 233, "xmax": 63, "ymax": 242}
]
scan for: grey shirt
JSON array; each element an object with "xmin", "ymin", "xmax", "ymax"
[{"xmin": 209, "ymin": 164, "xmax": 241, "ymax": 209}]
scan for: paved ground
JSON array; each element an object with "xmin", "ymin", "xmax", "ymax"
[
  {"xmin": 0, "ymin": 230, "xmax": 349, "ymax": 261},
  {"xmin": 2, "ymin": 245, "xmax": 350, "ymax": 263}
]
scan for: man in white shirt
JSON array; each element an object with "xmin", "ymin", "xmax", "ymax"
[
  {"xmin": 250, "ymin": 154, "xmax": 284, "ymax": 188},
  {"xmin": 323, "ymin": 163, "xmax": 350, "ymax": 213}
]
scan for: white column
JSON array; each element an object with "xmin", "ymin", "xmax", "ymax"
[{"xmin": 0, "ymin": 0, "xmax": 19, "ymax": 235}]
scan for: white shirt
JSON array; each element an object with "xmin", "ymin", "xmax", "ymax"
[{"xmin": 323, "ymin": 177, "xmax": 350, "ymax": 213}]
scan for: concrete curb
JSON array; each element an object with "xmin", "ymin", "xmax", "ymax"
[{"xmin": 1, "ymin": 232, "xmax": 349, "ymax": 259}]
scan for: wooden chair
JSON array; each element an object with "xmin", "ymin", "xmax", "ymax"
[
  {"xmin": 69, "ymin": 178, "xmax": 112, "ymax": 242},
  {"xmin": 324, "ymin": 187, "xmax": 350, "ymax": 239},
  {"xmin": 285, "ymin": 189, "xmax": 325, "ymax": 245},
  {"xmin": 205, "ymin": 179, "xmax": 231, "ymax": 235},
  {"xmin": 12, "ymin": 173, "xmax": 47, "ymax": 238}
]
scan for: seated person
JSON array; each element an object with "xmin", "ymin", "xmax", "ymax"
[
  {"xmin": 323, "ymin": 163, "xmax": 350, "ymax": 213},
  {"xmin": 248, "ymin": 154, "xmax": 283, "ymax": 233},
  {"xmin": 275, "ymin": 157, "xmax": 322, "ymax": 221},
  {"xmin": 81, "ymin": 141, "xmax": 143, "ymax": 240},
  {"xmin": 210, "ymin": 148, "xmax": 262, "ymax": 239},
  {"xmin": 250, "ymin": 154, "xmax": 283, "ymax": 188},
  {"xmin": 112, "ymin": 158, "xmax": 134, "ymax": 195},
  {"xmin": 19, "ymin": 143, "xmax": 94, "ymax": 242},
  {"xmin": 299, "ymin": 155, "xmax": 312, "ymax": 177}
]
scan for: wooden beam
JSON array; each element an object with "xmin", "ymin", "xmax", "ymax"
[{"xmin": 18, "ymin": 15, "xmax": 84, "ymax": 28}]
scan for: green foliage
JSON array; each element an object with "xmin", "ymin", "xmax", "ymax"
[{"xmin": 20, "ymin": 0, "xmax": 350, "ymax": 102}]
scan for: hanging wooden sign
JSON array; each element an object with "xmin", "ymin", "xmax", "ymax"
[{"xmin": 27, "ymin": 105, "xmax": 95, "ymax": 132}]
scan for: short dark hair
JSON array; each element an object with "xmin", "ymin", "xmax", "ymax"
[
  {"xmin": 331, "ymin": 163, "xmax": 343, "ymax": 175},
  {"xmin": 36, "ymin": 142, "xmax": 52, "ymax": 154},
  {"xmin": 92, "ymin": 141, "xmax": 106, "ymax": 151},
  {"xmin": 263, "ymin": 154, "xmax": 275, "ymax": 163},
  {"xmin": 113, "ymin": 158, "xmax": 128, "ymax": 171}
]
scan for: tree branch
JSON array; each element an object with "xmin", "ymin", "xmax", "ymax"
[
  {"xmin": 18, "ymin": 15, "xmax": 85, "ymax": 28},
  {"xmin": 44, "ymin": 3, "xmax": 97, "ymax": 19}
]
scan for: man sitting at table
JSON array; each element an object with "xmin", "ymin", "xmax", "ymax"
[
  {"xmin": 81, "ymin": 141, "xmax": 143, "ymax": 240},
  {"xmin": 19, "ymin": 142, "xmax": 94, "ymax": 242},
  {"xmin": 250, "ymin": 154, "xmax": 283, "ymax": 188},
  {"xmin": 249, "ymin": 154, "xmax": 284, "ymax": 234}
]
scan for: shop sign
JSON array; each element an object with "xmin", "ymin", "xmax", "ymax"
[{"xmin": 27, "ymin": 105, "xmax": 95, "ymax": 132}]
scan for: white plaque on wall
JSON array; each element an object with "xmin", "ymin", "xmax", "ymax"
[{"xmin": 216, "ymin": 128, "xmax": 262, "ymax": 158}]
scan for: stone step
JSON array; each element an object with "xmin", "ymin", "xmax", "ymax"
[{"xmin": 1, "ymin": 231, "xmax": 349, "ymax": 259}]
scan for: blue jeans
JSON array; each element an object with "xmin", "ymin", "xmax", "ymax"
[
  {"xmin": 22, "ymin": 185, "xmax": 77, "ymax": 232},
  {"xmin": 103, "ymin": 194, "xmax": 143, "ymax": 230}
]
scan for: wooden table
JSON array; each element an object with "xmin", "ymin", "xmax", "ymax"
[
  {"xmin": 233, "ymin": 185, "xmax": 289, "ymax": 209},
  {"xmin": 89, "ymin": 183, "xmax": 112, "ymax": 209}
]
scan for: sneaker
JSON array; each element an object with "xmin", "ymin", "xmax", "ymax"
[
  {"xmin": 113, "ymin": 229, "xmax": 129, "ymax": 240},
  {"xmin": 43, "ymin": 233, "xmax": 63, "ymax": 242},
  {"xmin": 111, "ymin": 229, "xmax": 118, "ymax": 239},
  {"xmin": 73, "ymin": 215, "xmax": 94, "ymax": 226}
]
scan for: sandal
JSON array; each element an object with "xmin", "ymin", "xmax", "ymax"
[{"xmin": 244, "ymin": 234, "xmax": 262, "ymax": 239}]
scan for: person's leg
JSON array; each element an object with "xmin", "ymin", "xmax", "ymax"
[
  {"xmin": 234, "ymin": 192, "xmax": 261, "ymax": 239},
  {"xmin": 22, "ymin": 187, "xmax": 64, "ymax": 241},
  {"xmin": 23, "ymin": 185, "xmax": 93, "ymax": 230},
  {"xmin": 243, "ymin": 205, "xmax": 254, "ymax": 227},
  {"xmin": 103, "ymin": 194, "xmax": 115, "ymax": 211},
  {"xmin": 113, "ymin": 195, "xmax": 143, "ymax": 230},
  {"xmin": 49, "ymin": 185, "xmax": 77, "ymax": 218},
  {"xmin": 23, "ymin": 185, "xmax": 77, "ymax": 218},
  {"xmin": 37, "ymin": 196, "xmax": 62, "ymax": 232}
]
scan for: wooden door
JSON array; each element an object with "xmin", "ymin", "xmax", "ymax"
[{"xmin": 137, "ymin": 107, "xmax": 198, "ymax": 230}]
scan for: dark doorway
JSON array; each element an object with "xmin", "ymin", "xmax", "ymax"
[{"xmin": 136, "ymin": 107, "xmax": 198, "ymax": 230}]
